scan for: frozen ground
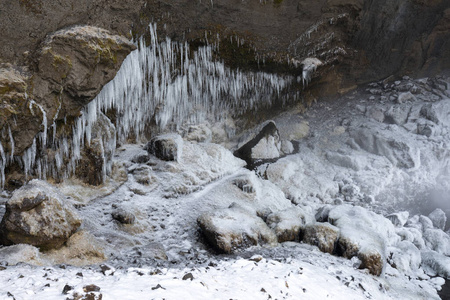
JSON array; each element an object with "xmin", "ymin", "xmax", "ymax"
[{"xmin": 1, "ymin": 75, "xmax": 450, "ymax": 299}]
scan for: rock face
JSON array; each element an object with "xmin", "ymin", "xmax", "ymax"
[
  {"xmin": 0, "ymin": 25, "xmax": 134, "ymax": 189},
  {"xmin": 197, "ymin": 203, "xmax": 277, "ymax": 253},
  {"xmin": 0, "ymin": 180, "xmax": 81, "ymax": 250}
]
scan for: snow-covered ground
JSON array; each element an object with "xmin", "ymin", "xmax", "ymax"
[{"xmin": 1, "ymin": 75, "xmax": 450, "ymax": 299}]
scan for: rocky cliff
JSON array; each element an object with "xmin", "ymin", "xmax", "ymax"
[{"xmin": 0, "ymin": 0, "xmax": 449, "ymax": 189}]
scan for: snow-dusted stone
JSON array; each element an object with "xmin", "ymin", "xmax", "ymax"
[
  {"xmin": 266, "ymin": 206, "xmax": 314, "ymax": 243},
  {"xmin": 45, "ymin": 231, "xmax": 106, "ymax": 266},
  {"xmin": 315, "ymin": 205, "xmax": 333, "ymax": 222},
  {"xmin": 421, "ymin": 250, "xmax": 450, "ymax": 279},
  {"xmin": 388, "ymin": 241, "xmax": 421, "ymax": 275},
  {"xmin": 146, "ymin": 134, "xmax": 183, "ymax": 162},
  {"xmin": 328, "ymin": 205, "xmax": 398, "ymax": 276},
  {"xmin": 349, "ymin": 128, "xmax": 417, "ymax": 169},
  {"xmin": 0, "ymin": 244, "xmax": 44, "ymax": 266},
  {"xmin": 197, "ymin": 203, "xmax": 277, "ymax": 253},
  {"xmin": 358, "ymin": 248, "xmax": 383, "ymax": 276},
  {"xmin": 233, "ymin": 121, "xmax": 281, "ymax": 166},
  {"xmin": 301, "ymin": 222, "xmax": 339, "ymax": 254},
  {"xmin": 280, "ymin": 140, "xmax": 294, "ymax": 155},
  {"xmin": 423, "ymin": 228, "xmax": 450, "ymax": 256},
  {"xmin": 397, "ymin": 92, "xmax": 416, "ymax": 104},
  {"xmin": 365, "ymin": 106, "xmax": 385, "ymax": 122},
  {"xmin": 419, "ymin": 215, "xmax": 434, "ymax": 232},
  {"xmin": 112, "ymin": 208, "xmax": 136, "ymax": 225},
  {"xmin": 428, "ymin": 208, "xmax": 447, "ymax": 230},
  {"xmin": 384, "ymin": 105, "xmax": 410, "ymax": 125},
  {"xmin": 0, "ymin": 180, "xmax": 81, "ymax": 250},
  {"xmin": 416, "ymin": 123, "xmax": 434, "ymax": 137},
  {"xmin": 184, "ymin": 124, "xmax": 212, "ymax": 143},
  {"xmin": 386, "ymin": 211, "xmax": 409, "ymax": 227}
]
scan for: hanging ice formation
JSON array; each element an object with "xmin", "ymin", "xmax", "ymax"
[{"xmin": 0, "ymin": 24, "xmax": 294, "ymax": 188}]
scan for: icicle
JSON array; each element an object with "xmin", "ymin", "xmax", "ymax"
[
  {"xmin": 0, "ymin": 140, "xmax": 5, "ymax": 188},
  {"xmin": 8, "ymin": 126, "xmax": 14, "ymax": 160}
]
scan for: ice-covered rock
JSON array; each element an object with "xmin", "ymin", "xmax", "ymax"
[
  {"xmin": 349, "ymin": 128, "xmax": 418, "ymax": 169},
  {"xmin": 0, "ymin": 180, "xmax": 81, "ymax": 250},
  {"xmin": 422, "ymin": 228, "xmax": 450, "ymax": 256},
  {"xmin": 0, "ymin": 244, "xmax": 44, "ymax": 265},
  {"xmin": 146, "ymin": 134, "xmax": 183, "ymax": 162},
  {"xmin": 234, "ymin": 121, "xmax": 281, "ymax": 167},
  {"xmin": 266, "ymin": 206, "xmax": 315, "ymax": 242},
  {"xmin": 328, "ymin": 205, "xmax": 398, "ymax": 276},
  {"xmin": 301, "ymin": 222, "xmax": 340, "ymax": 254},
  {"xmin": 384, "ymin": 105, "xmax": 410, "ymax": 125},
  {"xmin": 397, "ymin": 92, "xmax": 416, "ymax": 104},
  {"xmin": 183, "ymin": 124, "xmax": 212, "ymax": 143},
  {"xmin": 315, "ymin": 205, "xmax": 334, "ymax": 222},
  {"xmin": 358, "ymin": 248, "xmax": 384, "ymax": 276},
  {"xmin": 386, "ymin": 211, "xmax": 409, "ymax": 227},
  {"xmin": 428, "ymin": 208, "xmax": 447, "ymax": 230},
  {"xmin": 388, "ymin": 241, "xmax": 421, "ymax": 275},
  {"xmin": 112, "ymin": 208, "xmax": 136, "ymax": 225},
  {"xmin": 421, "ymin": 250, "xmax": 450, "ymax": 279},
  {"xmin": 197, "ymin": 203, "xmax": 277, "ymax": 253}
]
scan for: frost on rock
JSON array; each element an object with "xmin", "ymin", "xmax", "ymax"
[
  {"xmin": 197, "ymin": 203, "xmax": 277, "ymax": 253},
  {"xmin": 266, "ymin": 206, "xmax": 315, "ymax": 242},
  {"xmin": 301, "ymin": 222, "xmax": 340, "ymax": 254},
  {"xmin": 387, "ymin": 211, "xmax": 409, "ymax": 227},
  {"xmin": 428, "ymin": 208, "xmax": 447, "ymax": 230},
  {"xmin": 422, "ymin": 228, "xmax": 450, "ymax": 256},
  {"xmin": 388, "ymin": 241, "xmax": 421, "ymax": 275},
  {"xmin": 328, "ymin": 205, "xmax": 398, "ymax": 275},
  {"xmin": 421, "ymin": 250, "xmax": 450, "ymax": 279},
  {"xmin": 146, "ymin": 134, "xmax": 184, "ymax": 162},
  {"xmin": 0, "ymin": 179, "xmax": 81, "ymax": 250}
]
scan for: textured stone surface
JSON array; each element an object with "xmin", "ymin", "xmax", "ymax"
[
  {"xmin": 198, "ymin": 203, "xmax": 277, "ymax": 253},
  {"xmin": 0, "ymin": 180, "xmax": 81, "ymax": 250},
  {"xmin": 302, "ymin": 222, "xmax": 340, "ymax": 254}
]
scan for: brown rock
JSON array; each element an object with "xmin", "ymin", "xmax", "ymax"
[
  {"xmin": 0, "ymin": 180, "xmax": 81, "ymax": 250},
  {"xmin": 302, "ymin": 223, "xmax": 340, "ymax": 254}
]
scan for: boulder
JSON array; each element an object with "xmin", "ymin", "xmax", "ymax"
[
  {"xmin": 358, "ymin": 248, "xmax": 383, "ymax": 276},
  {"xmin": 428, "ymin": 208, "xmax": 447, "ymax": 230},
  {"xmin": 423, "ymin": 228, "xmax": 450, "ymax": 256},
  {"xmin": 0, "ymin": 180, "xmax": 81, "ymax": 250},
  {"xmin": 384, "ymin": 105, "xmax": 410, "ymax": 125},
  {"xmin": 266, "ymin": 207, "xmax": 314, "ymax": 243},
  {"xmin": 146, "ymin": 134, "xmax": 183, "ymax": 162},
  {"xmin": 112, "ymin": 208, "xmax": 136, "ymax": 225},
  {"xmin": 386, "ymin": 211, "xmax": 409, "ymax": 227},
  {"xmin": 388, "ymin": 241, "xmax": 421, "ymax": 275},
  {"xmin": 197, "ymin": 203, "xmax": 277, "ymax": 253},
  {"xmin": 301, "ymin": 222, "xmax": 340, "ymax": 254},
  {"xmin": 234, "ymin": 121, "xmax": 281, "ymax": 167},
  {"xmin": 421, "ymin": 250, "xmax": 450, "ymax": 279},
  {"xmin": 328, "ymin": 205, "xmax": 398, "ymax": 276}
]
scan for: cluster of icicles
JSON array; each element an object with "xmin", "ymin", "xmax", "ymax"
[{"xmin": 0, "ymin": 24, "xmax": 294, "ymax": 189}]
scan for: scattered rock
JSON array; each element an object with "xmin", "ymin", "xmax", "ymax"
[
  {"xmin": 146, "ymin": 134, "xmax": 183, "ymax": 162},
  {"xmin": 83, "ymin": 285, "xmax": 101, "ymax": 293},
  {"xmin": 182, "ymin": 273, "xmax": 194, "ymax": 281},
  {"xmin": 388, "ymin": 241, "xmax": 421, "ymax": 275},
  {"xmin": 301, "ymin": 223, "xmax": 339, "ymax": 254},
  {"xmin": 62, "ymin": 284, "xmax": 73, "ymax": 295},
  {"xmin": 112, "ymin": 209, "xmax": 136, "ymax": 225},
  {"xmin": 397, "ymin": 92, "xmax": 416, "ymax": 103},
  {"xmin": 198, "ymin": 203, "xmax": 277, "ymax": 253},
  {"xmin": 384, "ymin": 105, "xmax": 410, "ymax": 125},
  {"xmin": 132, "ymin": 242, "xmax": 168, "ymax": 261},
  {"xmin": 0, "ymin": 180, "xmax": 81, "ymax": 250}
]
